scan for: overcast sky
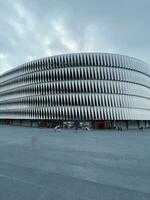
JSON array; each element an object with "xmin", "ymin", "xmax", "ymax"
[{"xmin": 0, "ymin": 0, "xmax": 150, "ymax": 73}]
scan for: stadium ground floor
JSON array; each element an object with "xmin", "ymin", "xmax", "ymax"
[{"xmin": 0, "ymin": 119, "xmax": 150, "ymax": 130}]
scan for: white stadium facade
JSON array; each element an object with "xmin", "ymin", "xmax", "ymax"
[{"xmin": 0, "ymin": 52, "xmax": 150, "ymax": 129}]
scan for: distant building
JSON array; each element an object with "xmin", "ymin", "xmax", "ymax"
[{"xmin": 0, "ymin": 53, "xmax": 150, "ymax": 129}]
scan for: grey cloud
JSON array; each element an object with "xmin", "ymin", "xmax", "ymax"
[{"xmin": 0, "ymin": 0, "xmax": 150, "ymax": 74}]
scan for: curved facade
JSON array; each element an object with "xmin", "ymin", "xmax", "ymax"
[{"xmin": 0, "ymin": 53, "xmax": 150, "ymax": 123}]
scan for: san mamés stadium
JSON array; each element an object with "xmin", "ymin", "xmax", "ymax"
[{"xmin": 0, "ymin": 53, "xmax": 150, "ymax": 129}]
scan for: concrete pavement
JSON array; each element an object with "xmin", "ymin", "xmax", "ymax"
[{"xmin": 0, "ymin": 126, "xmax": 150, "ymax": 199}]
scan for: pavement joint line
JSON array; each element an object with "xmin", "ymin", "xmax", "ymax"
[
  {"xmin": 0, "ymin": 173, "xmax": 88, "ymax": 200},
  {"xmin": 0, "ymin": 173, "xmax": 49, "ymax": 190}
]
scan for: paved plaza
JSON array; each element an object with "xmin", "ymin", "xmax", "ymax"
[{"xmin": 0, "ymin": 126, "xmax": 150, "ymax": 199}]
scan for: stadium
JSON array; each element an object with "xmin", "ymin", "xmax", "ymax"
[{"xmin": 0, "ymin": 52, "xmax": 150, "ymax": 129}]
